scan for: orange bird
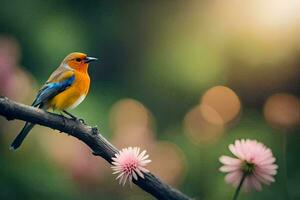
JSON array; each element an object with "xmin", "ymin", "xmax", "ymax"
[{"xmin": 10, "ymin": 52, "xmax": 97, "ymax": 150}]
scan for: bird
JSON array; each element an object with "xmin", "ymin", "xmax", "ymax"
[{"xmin": 10, "ymin": 52, "xmax": 97, "ymax": 150}]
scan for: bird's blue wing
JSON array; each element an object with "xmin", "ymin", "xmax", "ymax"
[{"xmin": 32, "ymin": 75, "xmax": 75, "ymax": 107}]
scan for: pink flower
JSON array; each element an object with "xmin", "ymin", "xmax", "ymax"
[
  {"xmin": 219, "ymin": 139, "xmax": 278, "ymax": 191},
  {"xmin": 111, "ymin": 147, "xmax": 151, "ymax": 186}
]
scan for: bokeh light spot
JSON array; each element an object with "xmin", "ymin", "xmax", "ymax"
[
  {"xmin": 184, "ymin": 106, "xmax": 224, "ymax": 145},
  {"xmin": 199, "ymin": 104, "xmax": 224, "ymax": 125},
  {"xmin": 264, "ymin": 93, "xmax": 300, "ymax": 129},
  {"xmin": 110, "ymin": 98, "xmax": 155, "ymax": 149},
  {"xmin": 148, "ymin": 141, "xmax": 187, "ymax": 186},
  {"xmin": 109, "ymin": 98, "xmax": 153, "ymax": 131},
  {"xmin": 200, "ymin": 86, "xmax": 241, "ymax": 125}
]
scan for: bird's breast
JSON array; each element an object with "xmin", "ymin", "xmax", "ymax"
[
  {"xmin": 48, "ymin": 72, "xmax": 90, "ymax": 110},
  {"xmin": 68, "ymin": 94, "xmax": 86, "ymax": 109}
]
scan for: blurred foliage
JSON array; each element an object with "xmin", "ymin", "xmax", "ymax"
[{"xmin": 0, "ymin": 0, "xmax": 300, "ymax": 200}]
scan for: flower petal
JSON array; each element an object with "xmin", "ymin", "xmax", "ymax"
[{"xmin": 219, "ymin": 156, "xmax": 241, "ymax": 166}]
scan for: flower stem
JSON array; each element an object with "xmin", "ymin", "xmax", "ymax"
[
  {"xmin": 232, "ymin": 172, "xmax": 247, "ymax": 200},
  {"xmin": 282, "ymin": 132, "xmax": 290, "ymax": 199}
]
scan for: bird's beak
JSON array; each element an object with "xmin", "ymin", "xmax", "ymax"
[{"xmin": 84, "ymin": 57, "xmax": 98, "ymax": 63}]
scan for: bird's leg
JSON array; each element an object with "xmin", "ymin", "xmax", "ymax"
[
  {"xmin": 63, "ymin": 110, "xmax": 85, "ymax": 124},
  {"xmin": 59, "ymin": 112, "xmax": 67, "ymax": 132},
  {"xmin": 62, "ymin": 110, "xmax": 77, "ymax": 119}
]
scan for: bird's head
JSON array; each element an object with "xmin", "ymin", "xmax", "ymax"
[{"xmin": 62, "ymin": 52, "xmax": 97, "ymax": 72}]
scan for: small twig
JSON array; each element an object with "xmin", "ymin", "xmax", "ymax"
[{"xmin": 0, "ymin": 97, "xmax": 192, "ymax": 200}]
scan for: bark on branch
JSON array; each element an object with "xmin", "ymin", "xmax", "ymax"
[{"xmin": 0, "ymin": 97, "xmax": 193, "ymax": 200}]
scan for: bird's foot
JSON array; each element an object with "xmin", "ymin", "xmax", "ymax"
[
  {"xmin": 72, "ymin": 117, "xmax": 86, "ymax": 125},
  {"xmin": 77, "ymin": 118, "xmax": 86, "ymax": 124},
  {"xmin": 62, "ymin": 110, "xmax": 86, "ymax": 124}
]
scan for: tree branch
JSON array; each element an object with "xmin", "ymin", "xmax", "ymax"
[{"xmin": 0, "ymin": 97, "xmax": 192, "ymax": 200}]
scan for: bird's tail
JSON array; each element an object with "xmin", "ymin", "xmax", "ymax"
[{"xmin": 10, "ymin": 122, "xmax": 35, "ymax": 150}]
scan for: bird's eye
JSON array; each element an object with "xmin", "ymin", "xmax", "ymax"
[{"xmin": 75, "ymin": 58, "xmax": 81, "ymax": 62}]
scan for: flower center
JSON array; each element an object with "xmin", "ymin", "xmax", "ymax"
[
  {"xmin": 124, "ymin": 161, "xmax": 138, "ymax": 174},
  {"xmin": 241, "ymin": 161, "xmax": 255, "ymax": 175}
]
